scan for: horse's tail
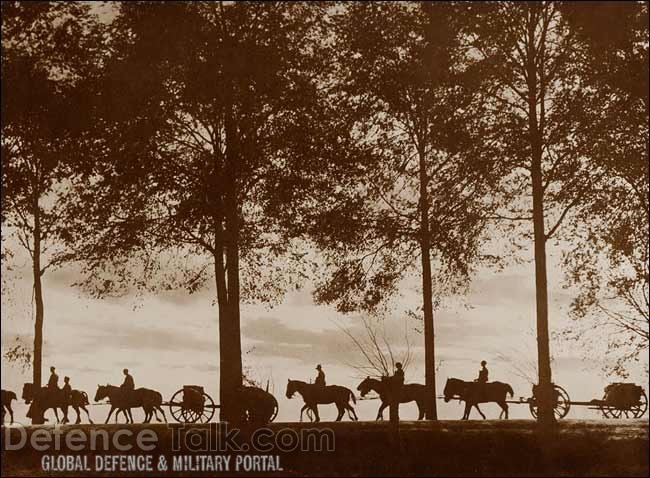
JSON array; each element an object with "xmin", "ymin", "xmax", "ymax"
[
  {"xmin": 506, "ymin": 384, "xmax": 514, "ymax": 398},
  {"xmin": 81, "ymin": 391, "xmax": 90, "ymax": 405},
  {"xmin": 349, "ymin": 389, "xmax": 356, "ymax": 405}
]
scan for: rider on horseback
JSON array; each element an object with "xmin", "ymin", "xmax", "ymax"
[
  {"xmin": 48, "ymin": 366, "xmax": 59, "ymax": 390},
  {"xmin": 121, "ymin": 368, "xmax": 135, "ymax": 392},
  {"xmin": 477, "ymin": 361, "xmax": 488, "ymax": 383},
  {"xmin": 315, "ymin": 365, "xmax": 326, "ymax": 387},
  {"xmin": 394, "ymin": 362, "xmax": 405, "ymax": 386},
  {"xmin": 475, "ymin": 360, "xmax": 488, "ymax": 401},
  {"xmin": 62, "ymin": 377, "xmax": 72, "ymax": 404}
]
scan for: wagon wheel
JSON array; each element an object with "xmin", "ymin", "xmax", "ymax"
[
  {"xmin": 168, "ymin": 389, "xmax": 188, "ymax": 423},
  {"xmin": 529, "ymin": 384, "xmax": 571, "ymax": 419},
  {"xmin": 599, "ymin": 402, "xmax": 615, "ymax": 419},
  {"xmin": 630, "ymin": 390, "xmax": 648, "ymax": 418},
  {"xmin": 268, "ymin": 395, "xmax": 279, "ymax": 423},
  {"xmin": 194, "ymin": 392, "xmax": 216, "ymax": 423}
]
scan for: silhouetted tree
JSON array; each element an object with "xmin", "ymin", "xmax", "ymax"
[
  {"xmin": 311, "ymin": 2, "xmax": 502, "ymax": 420},
  {"xmin": 559, "ymin": 2, "xmax": 648, "ymax": 376},
  {"xmin": 1, "ymin": 1, "xmax": 102, "ymax": 409},
  {"xmin": 465, "ymin": 1, "xmax": 628, "ymax": 424},
  {"xmin": 70, "ymin": 2, "xmax": 340, "ymax": 422}
]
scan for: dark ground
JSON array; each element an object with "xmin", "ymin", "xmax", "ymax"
[{"xmin": 2, "ymin": 419, "xmax": 648, "ymax": 477}]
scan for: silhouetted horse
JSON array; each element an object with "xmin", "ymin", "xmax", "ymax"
[
  {"xmin": 286, "ymin": 379, "xmax": 358, "ymax": 422},
  {"xmin": 443, "ymin": 378, "xmax": 513, "ymax": 419},
  {"xmin": 357, "ymin": 377, "xmax": 428, "ymax": 420},
  {"xmin": 22, "ymin": 383, "xmax": 93, "ymax": 424},
  {"xmin": 94, "ymin": 385, "xmax": 166, "ymax": 424},
  {"xmin": 2, "ymin": 389, "xmax": 17, "ymax": 424}
]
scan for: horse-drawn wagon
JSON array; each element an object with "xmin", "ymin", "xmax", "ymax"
[
  {"xmin": 589, "ymin": 382, "xmax": 648, "ymax": 419},
  {"xmin": 166, "ymin": 384, "xmax": 279, "ymax": 424},
  {"xmin": 510, "ymin": 382, "xmax": 648, "ymax": 419}
]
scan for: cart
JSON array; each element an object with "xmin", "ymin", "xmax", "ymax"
[
  {"xmin": 506, "ymin": 382, "xmax": 648, "ymax": 419},
  {"xmin": 167, "ymin": 385, "xmax": 218, "ymax": 423},
  {"xmin": 588, "ymin": 382, "xmax": 648, "ymax": 419}
]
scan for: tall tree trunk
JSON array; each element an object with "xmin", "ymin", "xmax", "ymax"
[
  {"xmin": 418, "ymin": 145, "xmax": 437, "ymax": 420},
  {"xmin": 215, "ymin": 102, "xmax": 244, "ymax": 423},
  {"xmin": 213, "ymin": 231, "xmax": 234, "ymax": 421},
  {"xmin": 222, "ymin": 198, "xmax": 243, "ymax": 422},
  {"xmin": 32, "ymin": 193, "xmax": 45, "ymax": 425},
  {"xmin": 526, "ymin": 8, "xmax": 555, "ymax": 426}
]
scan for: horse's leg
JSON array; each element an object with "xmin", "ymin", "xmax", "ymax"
[
  {"xmin": 105, "ymin": 405, "xmax": 115, "ymax": 424},
  {"xmin": 81, "ymin": 405, "xmax": 93, "ymax": 424},
  {"xmin": 74, "ymin": 406, "xmax": 81, "ymax": 424},
  {"xmin": 415, "ymin": 402, "xmax": 424, "ymax": 420},
  {"xmin": 62, "ymin": 406, "xmax": 70, "ymax": 424},
  {"xmin": 377, "ymin": 402, "xmax": 388, "ymax": 421},
  {"xmin": 498, "ymin": 401, "xmax": 508, "ymax": 419},
  {"xmin": 313, "ymin": 404, "xmax": 320, "ymax": 423},
  {"xmin": 128, "ymin": 408, "xmax": 134, "ymax": 424},
  {"xmin": 300, "ymin": 404, "xmax": 309, "ymax": 422},
  {"xmin": 347, "ymin": 403, "xmax": 358, "ymax": 421},
  {"xmin": 335, "ymin": 404, "xmax": 344, "ymax": 421},
  {"xmin": 9, "ymin": 405, "xmax": 14, "ymax": 424},
  {"xmin": 463, "ymin": 402, "xmax": 471, "ymax": 420},
  {"xmin": 474, "ymin": 404, "xmax": 486, "ymax": 419},
  {"xmin": 157, "ymin": 406, "xmax": 167, "ymax": 423},
  {"xmin": 53, "ymin": 407, "xmax": 61, "ymax": 424}
]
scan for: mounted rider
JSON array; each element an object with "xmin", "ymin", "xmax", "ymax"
[
  {"xmin": 477, "ymin": 361, "xmax": 488, "ymax": 383},
  {"xmin": 315, "ymin": 365, "xmax": 326, "ymax": 387},
  {"xmin": 62, "ymin": 377, "xmax": 72, "ymax": 404},
  {"xmin": 47, "ymin": 366, "xmax": 59, "ymax": 391},
  {"xmin": 394, "ymin": 362, "xmax": 405, "ymax": 387},
  {"xmin": 475, "ymin": 360, "xmax": 488, "ymax": 400},
  {"xmin": 121, "ymin": 368, "xmax": 135, "ymax": 396}
]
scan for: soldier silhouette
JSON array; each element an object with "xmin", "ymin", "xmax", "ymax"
[
  {"xmin": 121, "ymin": 368, "xmax": 135, "ymax": 393},
  {"xmin": 47, "ymin": 366, "xmax": 59, "ymax": 390},
  {"xmin": 477, "ymin": 360, "xmax": 488, "ymax": 383},
  {"xmin": 62, "ymin": 376, "xmax": 72, "ymax": 403},
  {"xmin": 394, "ymin": 362, "xmax": 405, "ymax": 386},
  {"xmin": 315, "ymin": 365, "xmax": 326, "ymax": 387},
  {"xmin": 475, "ymin": 360, "xmax": 488, "ymax": 401}
]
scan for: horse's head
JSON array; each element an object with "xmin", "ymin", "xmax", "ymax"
[
  {"xmin": 22, "ymin": 383, "xmax": 34, "ymax": 404},
  {"xmin": 286, "ymin": 379, "xmax": 297, "ymax": 399},
  {"xmin": 443, "ymin": 378, "xmax": 460, "ymax": 402},
  {"xmin": 357, "ymin": 377, "xmax": 374, "ymax": 397},
  {"xmin": 94, "ymin": 384, "xmax": 109, "ymax": 402}
]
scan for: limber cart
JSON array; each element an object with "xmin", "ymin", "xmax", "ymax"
[
  {"xmin": 167, "ymin": 385, "xmax": 218, "ymax": 424},
  {"xmin": 166, "ymin": 384, "xmax": 279, "ymax": 424},
  {"xmin": 508, "ymin": 382, "xmax": 648, "ymax": 419}
]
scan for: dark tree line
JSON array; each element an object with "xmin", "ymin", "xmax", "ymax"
[{"xmin": 2, "ymin": 1, "xmax": 647, "ymax": 425}]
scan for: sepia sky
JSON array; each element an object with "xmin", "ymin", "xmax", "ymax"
[{"xmin": 2, "ymin": 238, "xmax": 647, "ymax": 422}]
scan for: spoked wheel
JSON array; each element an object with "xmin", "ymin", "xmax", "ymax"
[
  {"xmin": 529, "ymin": 384, "xmax": 571, "ymax": 419},
  {"xmin": 195, "ymin": 392, "xmax": 216, "ymax": 423},
  {"xmin": 630, "ymin": 390, "xmax": 648, "ymax": 418},
  {"xmin": 168, "ymin": 390, "xmax": 216, "ymax": 423},
  {"xmin": 268, "ymin": 395, "xmax": 279, "ymax": 423},
  {"xmin": 600, "ymin": 406, "xmax": 624, "ymax": 419},
  {"xmin": 168, "ymin": 389, "xmax": 189, "ymax": 423}
]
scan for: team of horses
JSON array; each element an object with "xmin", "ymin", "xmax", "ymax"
[
  {"xmin": 285, "ymin": 377, "xmax": 514, "ymax": 422},
  {"xmin": 2, "ymin": 377, "xmax": 515, "ymax": 425}
]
